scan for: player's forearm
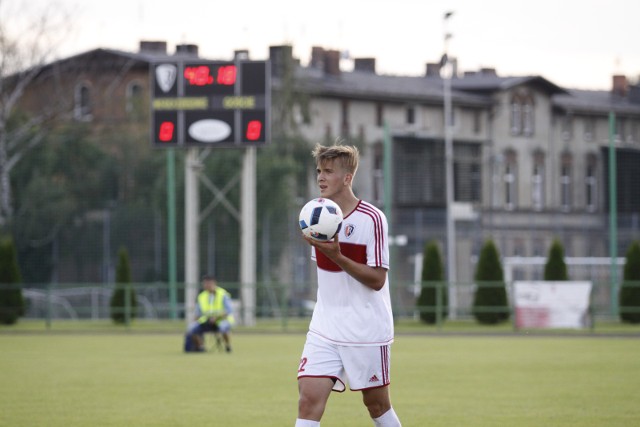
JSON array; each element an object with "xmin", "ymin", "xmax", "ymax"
[{"xmin": 332, "ymin": 254, "xmax": 386, "ymax": 291}]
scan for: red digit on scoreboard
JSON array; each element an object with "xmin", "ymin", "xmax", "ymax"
[
  {"xmin": 184, "ymin": 66, "xmax": 214, "ymax": 86},
  {"xmin": 246, "ymin": 120, "xmax": 262, "ymax": 141},
  {"xmin": 159, "ymin": 121, "xmax": 175, "ymax": 142},
  {"xmin": 217, "ymin": 65, "xmax": 237, "ymax": 85}
]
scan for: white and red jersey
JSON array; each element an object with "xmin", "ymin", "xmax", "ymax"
[{"xmin": 308, "ymin": 200, "xmax": 394, "ymax": 346}]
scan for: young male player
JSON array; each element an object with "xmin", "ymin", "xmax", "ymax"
[{"xmin": 295, "ymin": 143, "xmax": 402, "ymax": 427}]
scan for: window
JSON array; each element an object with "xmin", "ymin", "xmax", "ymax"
[
  {"xmin": 584, "ymin": 116, "xmax": 596, "ymax": 142},
  {"xmin": 453, "ymin": 143, "xmax": 482, "ymax": 202},
  {"xmin": 473, "ymin": 110, "xmax": 482, "ymax": 134},
  {"xmin": 376, "ymin": 102, "xmax": 384, "ymax": 127},
  {"xmin": 394, "ymin": 138, "xmax": 444, "ymax": 206},
  {"xmin": 631, "ymin": 120, "xmax": 639, "ymax": 144},
  {"xmin": 510, "ymin": 91, "xmax": 534, "ymax": 136},
  {"xmin": 585, "ymin": 155, "xmax": 597, "ymax": 212},
  {"xmin": 522, "ymin": 101, "xmax": 534, "ymax": 136},
  {"xmin": 406, "ymin": 106, "xmax": 415, "ymax": 125},
  {"xmin": 503, "ymin": 151, "xmax": 517, "ymax": 210},
  {"xmin": 74, "ymin": 83, "xmax": 92, "ymax": 121},
  {"xmin": 531, "ymin": 154, "xmax": 545, "ymax": 211},
  {"xmin": 372, "ymin": 143, "xmax": 384, "ymax": 206},
  {"xmin": 560, "ymin": 155, "xmax": 572, "ymax": 211},
  {"xmin": 510, "ymin": 101, "xmax": 521, "ymax": 135},
  {"xmin": 340, "ymin": 100, "xmax": 349, "ymax": 137},
  {"xmin": 561, "ymin": 114, "xmax": 573, "ymax": 141},
  {"xmin": 615, "ymin": 117, "xmax": 626, "ymax": 142},
  {"xmin": 126, "ymin": 81, "xmax": 143, "ymax": 115}
]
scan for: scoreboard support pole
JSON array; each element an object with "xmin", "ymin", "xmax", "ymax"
[
  {"xmin": 240, "ymin": 147, "xmax": 257, "ymax": 326},
  {"xmin": 184, "ymin": 148, "xmax": 200, "ymax": 325}
]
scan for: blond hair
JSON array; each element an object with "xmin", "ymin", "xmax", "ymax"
[{"xmin": 312, "ymin": 143, "xmax": 359, "ymax": 175}]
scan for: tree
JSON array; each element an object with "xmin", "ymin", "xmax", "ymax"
[
  {"xmin": 0, "ymin": 1, "xmax": 73, "ymax": 225},
  {"xmin": 417, "ymin": 241, "xmax": 448, "ymax": 324},
  {"xmin": 0, "ymin": 235, "xmax": 24, "ymax": 324},
  {"xmin": 619, "ymin": 240, "xmax": 640, "ymax": 323},
  {"xmin": 472, "ymin": 239, "xmax": 510, "ymax": 324},
  {"xmin": 544, "ymin": 239, "xmax": 568, "ymax": 280},
  {"xmin": 110, "ymin": 247, "xmax": 137, "ymax": 324}
]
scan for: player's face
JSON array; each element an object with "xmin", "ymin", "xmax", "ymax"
[{"xmin": 316, "ymin": 159, "xmax": 350, "ymax": 199}]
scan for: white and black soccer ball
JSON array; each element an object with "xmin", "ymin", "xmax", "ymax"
[{"xmin": 298, "ymin": 198, "xmax": 343, "ymax": 241}]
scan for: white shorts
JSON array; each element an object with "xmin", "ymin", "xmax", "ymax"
[{"xmin": 297, "ymin": 332, "xmax": 391, "ymax": 392}]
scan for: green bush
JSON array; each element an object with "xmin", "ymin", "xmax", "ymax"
[
  {"xmin": 472, "ymin": 239, "xmax": 510, "ymax": 324},
  {"xmin": 544, "ymin": 239, "xmax": 568, "ymax": 280},
  {"xmin": 417, "ymin": 241, "xmax": 448, "ymax": 324},
  {"xmin": 110, "ymin": 247, "xmax": 137, "ymax": 324},
  {"xmin": 0, "ymin": 236, "xmax": 25, "ymax": 325},
  {"xmin": 619, "ymin": 240, "xmax": 640, "ymax": 323}
]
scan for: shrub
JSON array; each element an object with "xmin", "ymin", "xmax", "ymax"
[
  {"xmin": 472, "ymin": 239, "xmax": 510, "ymax": 324},
  {"xmin": 619, "ymin": 241, "xmax": 640, "ymax": 323},
  {"xmin": 417, "ymin": 241, "xmax": 448, "ymax": 324},
  {"xmin": 544, "ymin": 239, "xmax": 568, "ymax": 280},
  {"xmin": 0, "ymin": 236, "xmax": 25, "ymax": 325},
  {"xmin": 110, "ymin": 247, "xmax": 137, "ymax": 324}
]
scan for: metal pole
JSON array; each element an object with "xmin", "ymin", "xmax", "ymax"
[
  {"xmin": 608, "ymin": 111, "xmax": 618, "ymax": 317},
  {"xmin": 240, "ymin": 147, "xmax": 257, "ymax": 326},
  {"xmin": 443, "ymin": 11, "xmax": 458, "ymax": 318},
  {"xmin": 382, "ymin": 121, "xmax": 397, "ymax": 308},
  {"xmin": 184, "ymin": 148, "xmax": 200, "ymax": 325},
  {"xmin": 166, "ymin": 149, "xmax": 178, "ymax": 319}
]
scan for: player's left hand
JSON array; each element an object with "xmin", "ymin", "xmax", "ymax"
[{"xmin": 304, "ymin": 233, "xmax": 341, "ymax": 261}]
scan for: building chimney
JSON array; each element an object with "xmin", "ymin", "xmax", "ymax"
[
  {"xmin": 354, "ymin": 58, "xmax": 376, "ymax": 73},
  {"xmin": 234, "ymin": 49, "xmax": 249, "ymax": 60},
  {"xmin": 139, "ymin": 40, "xmax": 167, "ymax": 54},
  {"xmin": 425, "ymin": 62, "xmax": 441, "ymax": 77},
  {"xmin": 612, "ymin": 75, "xmax": 628, "ymax": 97},
  {"xmin": 310, "ymin": 46, "xmax": 325, "ymax": 69},
  {"xmin": 269, "ymin": 45, "xmax": 294, "ymax": 78},
  {"xmin": 174, "ymin": 44, "xmax": 199, "ymax": 57},
  {"xmin": 324, "ymin": 49, "xmax": 341, "ymax": 76},
  {"xmin": 480, "ymin": 67, "xmax": 497, "ymax": 76}
]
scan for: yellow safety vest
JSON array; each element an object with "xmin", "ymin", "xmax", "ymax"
[{"xmin": 197, "ymin": 287, "xmax": 233, "ymax": 324}]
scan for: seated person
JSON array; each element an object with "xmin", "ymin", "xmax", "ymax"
[{"xmin": 184, "ymin": 275, "xmax": 234, "ymax": 352}]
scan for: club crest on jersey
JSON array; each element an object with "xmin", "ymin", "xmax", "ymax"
[{"xmin": 344, "ymin": 223, "xmax": 356, "ymax": 238}]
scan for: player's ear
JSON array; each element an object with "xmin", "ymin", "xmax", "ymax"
[{"xmin": 344, "ymin": 173, "xmax": 353, "ymax": 186}]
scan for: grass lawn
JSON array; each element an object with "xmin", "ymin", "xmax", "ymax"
[{"xmin": 0, "ymin": 332, "xmax": 639, "ymax": 426}]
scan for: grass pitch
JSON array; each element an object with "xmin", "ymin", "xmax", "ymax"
[{"xmin": 1, "ymin": 333, "xmax": 639, "ymax": 426}]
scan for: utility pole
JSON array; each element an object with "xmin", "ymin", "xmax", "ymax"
[{"xmin": 443, "ymin": 11, "xmax": 458, "ymax": 318}]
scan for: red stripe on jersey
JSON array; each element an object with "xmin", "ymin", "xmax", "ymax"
[
  {"xmin": 355, "ymin": 202, "xmax": 384, "ymax": 267},
  {"xmin": 316, "ymin": 242, "xmax": 367, "ymax": 272}
]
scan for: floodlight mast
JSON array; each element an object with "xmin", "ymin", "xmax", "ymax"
[{"xmin": 443, "ymin": 11, "xmax": 457, "ymax": 318}]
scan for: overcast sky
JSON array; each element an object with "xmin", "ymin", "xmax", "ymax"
[{"xmin": 16, "ymin": 0, "xmax": 640, "ymax": 90}]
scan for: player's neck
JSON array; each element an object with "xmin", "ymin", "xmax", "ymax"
[{"xmin": 330, "ymin": 189, "xmax": 359, "ymax": 217}]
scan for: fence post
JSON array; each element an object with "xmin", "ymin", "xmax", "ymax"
[
  {"xmin": 46, "ymin": 283, "xmax": 52, "ymax": 330},
  {"xmin": 125, "ymin": 284, "xmax": 131, "ymax": 328},
  {"xmin": 436, "ymin": 282, "xmax": 443, "ymax": 332}
]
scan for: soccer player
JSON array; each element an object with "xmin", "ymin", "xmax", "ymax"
[{"xmin": 295, "ymin": 144, "xmax": 402, "ymax": 427}]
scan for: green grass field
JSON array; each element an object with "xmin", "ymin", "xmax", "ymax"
[{"xmin": 1, "ymin": 332, "xmax": 639, "ymax": 426}]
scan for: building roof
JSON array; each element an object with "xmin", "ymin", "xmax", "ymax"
[
  {"xmin": 293, "ymin": 67, "xmax": 493, "ymax": 107},
  {"xmin": 39, "ymin": 45, "xmax": 640, "ymax": 117},
  {"xmin": 553, "ymin": 89, "xmax": 640, "ymax": 115}
]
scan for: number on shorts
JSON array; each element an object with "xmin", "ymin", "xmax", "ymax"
[{"xmin": 298, "ymin": 357, "xmax": 308, "ymax": 373}]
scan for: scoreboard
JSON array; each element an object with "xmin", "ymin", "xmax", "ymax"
[{"xmin": 151, "ymin": 60, "xmax": 270, "ymax": 147}]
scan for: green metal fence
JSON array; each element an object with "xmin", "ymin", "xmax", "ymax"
[{"xmin": 1, "ymin": 281, "xmax": 639, "ymax": 332}]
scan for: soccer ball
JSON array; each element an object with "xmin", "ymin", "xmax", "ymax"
[{"xmin": 298, "ymin": 198, "xmax": 343, "ymax": 241}]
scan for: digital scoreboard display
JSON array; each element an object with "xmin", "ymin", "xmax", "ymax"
[{"xmin": 151, "ymin": 60, "xmax": 270, "ymax": 147}]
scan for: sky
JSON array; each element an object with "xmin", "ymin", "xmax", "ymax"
[{"xmin": 14, "ymin": 0, "xmax": 640, "ymax": 91}]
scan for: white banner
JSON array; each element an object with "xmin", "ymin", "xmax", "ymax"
[{"xmin": 513, "ymin": 281, "xmax": 592, "ymax": 329}]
